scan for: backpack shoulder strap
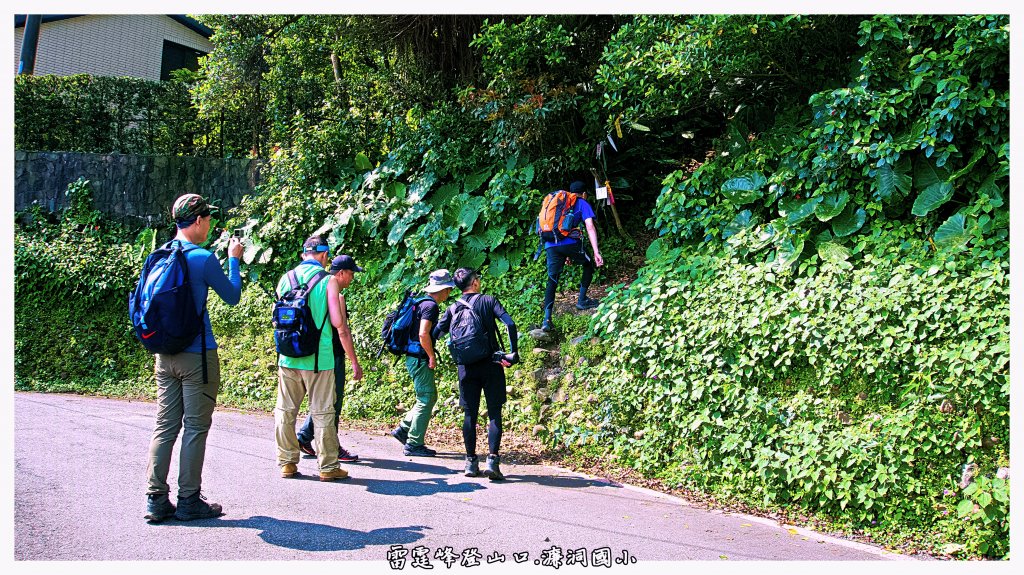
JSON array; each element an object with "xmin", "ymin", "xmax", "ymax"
[
  {"xmin": 282, "ymin": 269, "xmax": 301, "ymax": 296},
  {"xmin": 304, "ymin": 269, "xmax": 329, "ymax": 292}
]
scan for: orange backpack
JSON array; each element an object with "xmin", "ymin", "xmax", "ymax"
[{"xmin": 537, "ymin": 190, "xmax": 582, "ymax": 242}]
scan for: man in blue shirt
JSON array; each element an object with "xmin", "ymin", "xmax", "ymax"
[
  {"xmin": 542, "ymin": 180, "xmax": 605, "ymax": 331},
  {"xmin": 145, "ymin": 193, "xmax": 242, "ymax": 523}
]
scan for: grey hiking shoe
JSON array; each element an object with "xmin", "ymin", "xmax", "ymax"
[
  {"xmin": 575, "ymin": 296, "xmax": 600, "ymax": 310},
  {"xmin": 483, "ymin": 454, "xmax": 505, "ymax": 481},
  {"xmin": 465, "ymin": 455, "xmax": 481, "ymax": 477},
  {"xmin": 145, "ymin": 494, "xmax": 176, "ymax": 523},
  {"xmin": 174, "ymin": 492, "xmax": 224, "ymax": 521},
  {"xmin": 403, "ymin": 444, "xmax": 437, "ymax": 457},
  {"xmin": 390, "ymin": 425, "xmax": 409, "ymax": 445}
]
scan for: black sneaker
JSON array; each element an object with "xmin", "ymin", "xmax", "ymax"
[
  {"xmin": 542, "ymin": 319, "xmax": 554, "ymax": 331},
  {"xmin": 390, "ymin": 426, "xmax": 409, "ymax": 445},
  {"xmin": 403, "ymin": 444, "xmax": 437, "ymax": 457},
  {"xmin": 145, "ymin": 494, "xmax": 176, "ymax": 523},
  {"xmin": 483, "ymin": 454, "xmax": 505, "ymax": 481},
  {"xmin": 298, "ymin": 439, "xmax": 316, "ymax": 457},
  {"xmin": 465, "ymin": 455, "xmax": 481, "ymax": 477},
  {"xmin": 575, "ymin": 297, "xmax": 600, "ymax": 310},
  {"xmin": 174, "ymin": 492, "xmax": 224, "ymax": 521},
  {"xmin": 338, "ymin": 446, "xmax": 359, "ymax": 462}
]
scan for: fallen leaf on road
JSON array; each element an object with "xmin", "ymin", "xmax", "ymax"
[
  {"xmin": 719, "ymin": 555, "xmax": 728, "ymax": 560},
  {"xmin": 787, "ymin": 528, "xmax": 799, "ymax": 535},
  {"xmin": 740, "ymin": 523, "xmax": 752, "ymax": 527}
]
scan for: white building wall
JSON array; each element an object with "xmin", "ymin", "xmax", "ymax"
[{"xmin": 15, "ymin": 15, "xmax": 213, "ymax": 81}]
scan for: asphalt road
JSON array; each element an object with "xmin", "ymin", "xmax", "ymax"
[{"xmin": 13, "ymin": 392, "xmax": 913, "ymax": 564}]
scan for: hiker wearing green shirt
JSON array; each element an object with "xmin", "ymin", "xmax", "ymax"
[{"xmin": 274, "ymin": 235, "xmax": 349, "ymax": 482}]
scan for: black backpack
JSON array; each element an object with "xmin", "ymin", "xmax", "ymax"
[
  {"xmin": 380, "ymin": 290, "xmax": 430, "ymax": 356},
  {"xmin": 129, "ymin": 240, "xmax": 205, "ymax": 355},
  {"xmin": 272, "ymin": 268, "xmax": 330, "ymax": 367},
  {"xmin": 447, "ymin": 297, "xmax": 493, "ymax": 365}
]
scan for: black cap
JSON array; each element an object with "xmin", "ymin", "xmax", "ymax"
[
  {"xmin": 330, "ymin": 254, "xmax": 363, "ymax": 273},
  {"xmin": 569, "ymin": 180, "xmax": 586, "ymax": 194}
]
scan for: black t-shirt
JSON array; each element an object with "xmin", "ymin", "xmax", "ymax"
[
  {"xmin": 409, "ymin": 296, "xmax": 440, "ymax": 356},
  {"xmin": 436, "ymin": 293, "xmax": 514, "ymax": 355}
]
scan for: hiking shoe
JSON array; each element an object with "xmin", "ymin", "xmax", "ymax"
[
  {"xmin": 338, "ymin": 446, "xmax": 359, "ymax": 463},
  {"xmin": 541, "ymin": 319, "xmax": 554, "ymax": 331},
  {"xmin": 390, "ymin": 426, "xmax": 409, "ymax": 445},
  {"xmin": 297, "ymin": 439, "xmax": 316, "ymax": 457},
  {"xmin": 403, "ymin": 444, "xmax": 437, "ymax": 457},
  {"xmin": 145, "ymin": 494, "xmax": 176, "ymax": 523},
  {"xmin": 281, "ymin": 462, "xmax": 299, "ymax": 478},
  {"xmin": 319, "ymin": 468, "xmax": 350, "ymax": 482},
  {"xmin": 465, "ymin": 455, "xmax": 481, "ymax": 477},
  {"xmin": 483, "ymin": 454, "xmax": 505, "ymax": 481},
  {"xmin": 575, "ymin": 297, "xmax": 600, "ymax": 310},
  {"xmin": 174, "ymin": 492, "xmax": 224, "ymax": 521}
]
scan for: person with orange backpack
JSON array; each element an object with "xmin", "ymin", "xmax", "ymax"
[{"xmin": 537, "ymin": 180, "xmax": 604, "ymax": 331}]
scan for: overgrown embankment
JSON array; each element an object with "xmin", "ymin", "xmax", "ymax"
[{"xmin": 14, "ymin": 14, "xmax": 1008, "ymax": 559}]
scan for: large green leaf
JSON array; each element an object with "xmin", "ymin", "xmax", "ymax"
[
  {"xmin": 427, "ymin": 183, "xmax": 461, "ymax": 209},
  {"xmin": 387, "ymin": 218, "xmax": 414, "ymax": 246},
  {"xmin": 817, "ymin": 241, "xmax": 851, "ymax": 263},
  {"xmin": 645, "ymin": 237, "xmax": 664, "ymax": 261},
  {"xmin": 481, "ymin": 225, "xmax": 508, "ymax": 250},
  {"xmin": 815, "ymin": 191, "xmax": 849, "ymax": 221},
  {"xmin": 464, "ymin": 169, "xmax": 492, "ymax": 193},
  {"xmin": 354, "ymin": 152, "xmax": 372, "ymax": 171},
  {"xmin": 786, "ymin": 197, "xmax": 822, "ymax": 226},
  {"xmin": 520, "ymin": 164, "xmax": 535, "ymax": 186},
  {"xmin": 458, "ymin": 249, "xmax": 486, "ymax": 270},
  {"xmin": 487, "ymin": 254, "xmax": 510, "ymax": 277},
  {"xmin": 832, "ymin": 204, "xmax": 866, "ymax": 237},
  {"xmin": 911, "ymin": 181, "xmax": 954, "ymax": 217},
  {"xmin": 913, "ymin": 156, "xmax": 950, "ymax": 191},
  {"xmin": 462, "ymin": 232, "xmax": 487, "ymax": 253},
  {"xmin": 408, "ymin": 172, "xmax": 438, "ymax": 202},
  {"xmin": 934, "ymin": 213, "xmax": 971, "ymax": 249},
  {"xmin": 723, "ymin": 210, "xmax": 753, "ymax": 239},
  {"xmin": 979, "ymin": 174, "xmax": 1005, "ymax": 208},
  {"xmin": 458, "ymin": 196, "xmax": 486, "ymax": 231},
  {"xmin": 875, "ymin": 161, "xmax": 912, "ymax": 201},
  {"xmin": 774, "ymin": 236, "xmax": 805, "ymax": 271},
  {"xmin": 748, "ymin": 223, "xmax": 777, "ymax": 251},
  {"xmin": 949, "ymin": 148, "xmax": 986, "ymax": 182},
  {"xmin": 777, "ymin": 197, "xmax": 802, "ymax": 217},
  {"xmin": 386, "ymin": 182, "xmax": 407, "ymax": 200},
  {"xmin": 721, "ymin": 172, "xmax": 766, "ymax": 205}
]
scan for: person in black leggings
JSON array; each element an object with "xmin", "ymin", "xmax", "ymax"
[{"xmin": 434, "ymin": 267, "xmax": 519, "ymax": 480}]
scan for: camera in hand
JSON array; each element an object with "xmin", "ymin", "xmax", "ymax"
[
  {"xmin": 233, "ymin": 229, "xmax": 244, "ymax": 238},
  {"xmin": 492, "ymin": 351, "xmax": 517, "ymax": 365}
]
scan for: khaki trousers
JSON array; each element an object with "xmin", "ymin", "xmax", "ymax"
[
  {"xmin": 275, "ymin": 367, "xmax": 339, "ymax": 472},
  {"xmin": 147, "ymin": 350, "xmax": 220, "ymax": 499}
]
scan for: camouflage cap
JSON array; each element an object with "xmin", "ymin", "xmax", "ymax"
[{"xmin": 172, "ymin": 193, "xmax": 218, "ymax": 221}]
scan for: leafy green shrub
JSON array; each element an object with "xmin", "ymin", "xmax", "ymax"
[{"xmin": 546, "ymin": 226, "xmax": 1007, "ymax": 557}]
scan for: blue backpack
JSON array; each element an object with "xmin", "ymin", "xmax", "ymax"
[
  {"xmin": 380, "ymin": 291, "xmax": 430, "ymax": 356},
  {"xmin": 272, "ymin": 268, "xmax": 330, "ymax": 366},
  {"xmin": 129, "ymin": 240, "xmax": 205, "ymax": 355}
]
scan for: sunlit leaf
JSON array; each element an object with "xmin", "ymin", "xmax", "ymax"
[{"xmin": 832, "ymin": 204, "xmax": 866, "ymax": 237}]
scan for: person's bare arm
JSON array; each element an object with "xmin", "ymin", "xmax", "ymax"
[
  {"xmin": 326, "ymin": 276, "xmax": 344, "ymax": 329},
  {"xmin": 584, "ymin": 218, "xmax": 604, "ymax": 267},
  {"xmin": 336, "ymin": 294, "xmax": 362, "ymax": 380},
  {"xmin": 419, "ymin": 318, "xmax": 437, "ymax": 369}
]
